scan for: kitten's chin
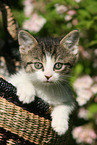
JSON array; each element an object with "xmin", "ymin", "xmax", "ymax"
[
  {"xmin": 43, "ymin": 81, "xmax": 53, "ymax": 84},
  {"xmin": 41, "ymin": 79, "xmax": 56, "ymax": 86}
]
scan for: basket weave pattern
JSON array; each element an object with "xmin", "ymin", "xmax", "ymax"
[
  {"xmin": 0, "ymin": 96, "xmax": 56, "ymax": 144},
  {"xmin": 0, "ymin": 78, "xmax": 68, "ymax": 145}
]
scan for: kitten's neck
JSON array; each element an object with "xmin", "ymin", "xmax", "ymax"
[{"xmin": 34, "ymin": 80, "xmax": 74, "ymax": 105}]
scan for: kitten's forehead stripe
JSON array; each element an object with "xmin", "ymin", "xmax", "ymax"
[{"xmin": 38, "ymin": 38, "xmax": 59, "ymax": 58}]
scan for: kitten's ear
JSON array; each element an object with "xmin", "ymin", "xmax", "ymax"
[
  {"xmin": 18, "ymin": 30, "xmax": 38, "ymax": 53},
  {"xmin": 60, "ymin": 30, "xmax": 79, "ymax": 54}
]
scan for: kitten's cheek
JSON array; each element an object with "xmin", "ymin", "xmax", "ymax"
[
  {"xmin": 53, "ymin": 73, "xmax": 59, "ymax": 81},
  {"xmin": 36, "ymin": 71, "xmax": 46, "ymax": 82}
]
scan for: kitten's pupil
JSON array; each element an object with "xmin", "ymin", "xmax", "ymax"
[
  {"xmin": 54, "ymin": 63, "xmax": 63, "ymax": 70},
  {"xmin": 34, "ymin": 62, "xmax": 43, "ymax": 69}
]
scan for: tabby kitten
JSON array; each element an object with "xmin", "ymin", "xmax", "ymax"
[{"xmin": 8, "ymin": 30, "xmax": 79, "ymax": 135}]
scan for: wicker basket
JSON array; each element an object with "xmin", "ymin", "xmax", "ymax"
[{"xmin": 0, "ymin": 78, "xmax": 68, "ymax": 145}]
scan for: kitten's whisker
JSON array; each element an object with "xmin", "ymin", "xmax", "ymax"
[
  {"xmin": 54, "ymin": 81, "xmax": 61, "ymax": 94},
  {"xmin": 61, "ymin": 74, "xmax": 71, "ymax": 79},
  {"xmin": 58, "ymin": 78, "xmax": 69, "ymax": 84}
]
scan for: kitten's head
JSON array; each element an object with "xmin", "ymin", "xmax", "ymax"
[{"xmin": 18, "ymin": 30, "xmax": 79, "ymax": 84}]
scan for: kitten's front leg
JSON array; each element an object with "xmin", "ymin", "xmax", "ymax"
[
  {"xmin": 51, "ymin": 104, "xmax": 73, "ymax": 135},
  {"xmin": 17, "ymin": 82, "xmax": 35, "ymax": 104},
  {"xmin": 8, "ymin": 72, "xmax": 36, "ymax": 104}
]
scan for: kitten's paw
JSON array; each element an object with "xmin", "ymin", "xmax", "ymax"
[
  {"xmin": 17, "ymin": 83, "xmax": 35, "ymax": 104},
  {"xmin": 51, "ymin": 118, "xmax": 68, "ymax": 135},
  {"xmin": 51, "ymin": 105, "xmax": 70, "ymax": 135}
]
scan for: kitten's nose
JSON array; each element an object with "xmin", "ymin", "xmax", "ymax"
[{"xmin": 45, "ymin": 75, "xmax": 52, "ymax": 80}]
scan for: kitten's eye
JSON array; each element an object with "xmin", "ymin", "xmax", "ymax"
[
  {"xmin": 34, "ymin": 62, "xmax": 43, "ymax": 69},
  {"xmin": 54, "ymin": 63, "xmax": 63, "ymax": 70}
]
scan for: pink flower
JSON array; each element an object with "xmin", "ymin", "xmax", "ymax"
[
  {"xmin": 94, "ymin": 76, "xmax": 97, "ymax": 82},
  {"xmin": 23, "ymin": 0, "xmax": 35, "ymax": 17},
  {"xmin": 91, "ymin": 84, "xmax": 97, "ymax": 94},
  {"xmin": 78, "ymin": 108, "xmax": 89, "ymax": 120},
  {"xmin": 67, "ymin": 10, "xmax": 77, "ymax": 15},
  {"xmin": 23, "ymin": 13, "xmax": 46, "ymax": 33},
  {"xmin": 74, "ymin": 0, "xmax": 81, "ymax": 3},
  {"xmin": 74, "ymin": 75, "xmax": 93, "ymax": 90},
  {"xmin": 24, "ymin": 4, "xmax": 34, "ymax": 17},
  {"xmin": 73, "ymin": 75, "xmax": 94, "ymax": 106},
  {"xmin": 72, "ymin": 18, "xmax": 78, "ymax": 26},
  {"xmin": 55, "ymin": 4, "xmax": 67, "ymax": 14},
  {"xmin": 76, "ymin": 89, "xmax": 93, "ymax": 106},
  {"xmin": 64, "ymin": 15, "xmax": 72, "ymax": 21},
  {"xmin": 72, "ymin": 124, "xmax": 97, "ymax": 144},
  {"xmin": 24, "ymin": 0, "xmax": 34, "ymax": 6}
]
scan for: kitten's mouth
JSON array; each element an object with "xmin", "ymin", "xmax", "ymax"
[{"xmin": 43, "ymin": 81, "xmax": 52, "ymax": 84}]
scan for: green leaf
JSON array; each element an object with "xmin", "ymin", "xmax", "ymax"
[
  {"xmin": 88, "ymin": 40, "xmax": 97, "ymax": 47},
  {"xmin": 88, "ymin": 103, "xmax": 97, "ymax": 119},
  {"xmin": 86, "ymin": 21, "xmax": 94, "ymax": 29},
  {"xmin": 88, "ymin": 104, "xmax": 97, "ymax": 113},
  {"xmin": 78, "ymin": 9, "xmax": 91, "ymax": 19},
  {"xmin": 86, "ymin": 1, "xmax": 97, "ymax": 14},
  {"xmin": 74, "ymin": 64, "xmax": 84, "ymax": 76}
]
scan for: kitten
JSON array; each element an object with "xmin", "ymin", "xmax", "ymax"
[{"xmin": 8, "ymin": 30, "xmax": 79, "ymax": 135}]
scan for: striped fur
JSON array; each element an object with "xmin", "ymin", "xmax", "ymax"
[
  {"xmin": 8, "ymin": 30, "xmax": 79, "ymax": 135},
  {"xmin": 18, "ymin": 30, "xmax": 79, "ymax": 74}
]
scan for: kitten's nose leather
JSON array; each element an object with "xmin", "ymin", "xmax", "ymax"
[{"xmin": 45, "ymin": 75, "xmax": 52, "ymax": 80}]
